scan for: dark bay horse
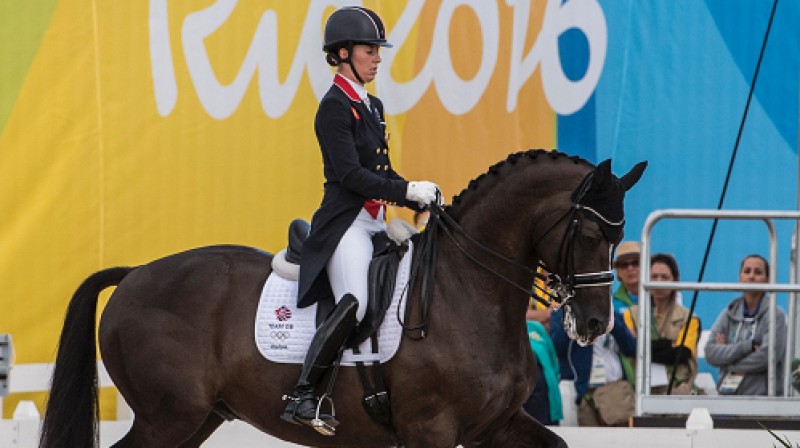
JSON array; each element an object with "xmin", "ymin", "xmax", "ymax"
[{"xmin": 40, "ymin": 150, "xmax": 645, "ymax": 448}]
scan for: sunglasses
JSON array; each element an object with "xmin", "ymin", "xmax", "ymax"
[{"xmin": 615, "ymin": 260, "xmax": 640, "ymax": 269}]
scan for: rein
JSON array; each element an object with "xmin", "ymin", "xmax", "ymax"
[{"xmin": 399, "ymin": 174, "xmax": 621, "ymax": 338}]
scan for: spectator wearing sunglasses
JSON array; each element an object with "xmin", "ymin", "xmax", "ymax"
[{"xmin": 613, "ymin": 241, "xmax": 641, "ymax": 313}]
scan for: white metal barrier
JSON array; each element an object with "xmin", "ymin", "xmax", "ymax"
[
  {"xmin": 1, "ymin": 418, "xmax": 798, "ymax": 448},
  {"xmin": 637, "ymin": 209, "xmax": 800, "ymax": 417},
  {"xmin": 1, "ymin": 361, "xmax": 798, "ymax": 447},
  {"xmin": 0, "ymin": 362, "xmax": 132, "ymax": 421}
]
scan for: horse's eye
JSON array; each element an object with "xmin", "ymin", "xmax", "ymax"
[
  {"xmin": 579, "ymin": 225, "xmax": 602, "ymax": 246},
  {"xmin": 579, "ymin": 232, "xmax": 600, "ymax": 247}
]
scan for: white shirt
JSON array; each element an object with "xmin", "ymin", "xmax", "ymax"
[
  {"xmin": 338, "ymin": 74, "xmax": 370, "ymax": 108},
  {"xmin": 591, "ymin": 333, "xmax": 624, "ymax": 385}
]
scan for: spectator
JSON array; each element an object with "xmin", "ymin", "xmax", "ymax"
[
  {"xmin": 613, "ymin": 241, "xmax": 641, "ymax": 313},
  {"xmin": 522, "ymin": 318, "xmax": 563, "ymax": 425},
  {"xmin": 624, "ymin": 253, "xmax": 700, "ymax": 395},
  {"xmin": 551, "ymin": 307, "xmax": 637, "ymax": 426},
  {"xmin": 704, "ymin": 255, "xmax": 786, "ymax": 395},
  {"xmin": 522, "ymin": 271, "xmax": 562, "ymax": 424},
  {"xmin": 526, "ymin": 271, "xmax": 554, "ymax": 331}
]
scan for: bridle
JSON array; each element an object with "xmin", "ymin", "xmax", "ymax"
[
  {"xmin": 400, "ymin": 171, "xmax": 623, "ymax": 338},
  {"xmin": 436, "ymin": 170, "xmax": 622, "ymax": 308},
  {"xmin": 535, "ymin": 169, "xmax": 623, "ymax": 307}
]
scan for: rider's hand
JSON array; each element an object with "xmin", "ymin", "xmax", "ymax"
[{"xmin": 406, "ymin": 181, "xmax": 440, "ymax": 208}]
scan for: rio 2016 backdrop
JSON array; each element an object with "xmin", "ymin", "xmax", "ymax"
[{"xmin": 1, "ymin": 0, "xmax": 798, "ymax": 418}]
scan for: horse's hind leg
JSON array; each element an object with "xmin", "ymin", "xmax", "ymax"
[
  {"xmin": 110, "ymin": 411, "xmax": 218, "ymax": 448},
  {"xmin": 179, "ymin": 413, "xmax": 225, "ymax": 448},
  {"xmin": 480, "ymin": 410, "xmax": 567, "ymax": 448}
]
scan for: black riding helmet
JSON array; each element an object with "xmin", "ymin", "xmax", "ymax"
[{"xmin": 323, "ymin": 7, "xmax": 393, "ymax": 83}]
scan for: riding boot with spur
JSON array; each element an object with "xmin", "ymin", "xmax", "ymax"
[{"xmin": 282, "ymin": 294, "xmax": 359, "ymax": 425}]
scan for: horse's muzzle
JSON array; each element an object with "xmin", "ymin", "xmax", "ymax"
[{"xmin": 563, "ymin": 303, "xmax": 611, "ymax": 346}]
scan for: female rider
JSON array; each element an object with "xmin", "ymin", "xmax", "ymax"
[{"xmin": 282, "ymin": 6, "xmax": 440, "ymax": 425}]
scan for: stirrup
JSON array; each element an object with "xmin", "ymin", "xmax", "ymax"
[{"xmin": 311, "ymin": 393, "xmax": 339, "ymax": 436}]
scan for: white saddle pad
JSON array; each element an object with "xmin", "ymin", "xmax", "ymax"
[{"xmin": 255, "ymin": 243, "xmax": 412, "ymax": 365}]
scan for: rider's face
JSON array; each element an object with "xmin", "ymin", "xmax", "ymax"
[{"xmin": 340, "ymin": 44, "xmax": 382, "ymax": 85}]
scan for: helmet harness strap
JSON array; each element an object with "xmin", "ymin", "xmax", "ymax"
[{"xmin": 339, "ymin": 43, "xmax": 365, "ymax": 85}]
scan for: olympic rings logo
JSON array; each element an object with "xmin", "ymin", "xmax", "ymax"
[{"xmin": 270, "ymin": 331, "xmax": 290, "ymax": 341}]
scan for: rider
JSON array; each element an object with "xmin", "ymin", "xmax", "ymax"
[{"xmin": 282, "ymin": 6, "xmax": 441, "ymax": 425}]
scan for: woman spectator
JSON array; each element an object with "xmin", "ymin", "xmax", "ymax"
[
  {"xmin": 523, "ymin": 318, "xmax": 563, "ymax": 425},
  {"xmin": 624, "ymin": 253, "xmax": 700, "ymax": 395},
  {"xmin": 704, "ymin": 255, "xmax": 787, "ymax": 395}
]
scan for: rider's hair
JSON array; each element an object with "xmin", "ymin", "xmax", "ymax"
[{"xmin": 325, "ymin": 44, "xmax": 348, "ymax": 67}]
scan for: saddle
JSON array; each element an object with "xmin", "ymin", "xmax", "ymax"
[
  {"xmin": 271, "ymin": 218, "xmax": 417, "ymax": 346},
  {"xmin": 271, "ymin": 218, "xmax": 416, "ymax": 437}
]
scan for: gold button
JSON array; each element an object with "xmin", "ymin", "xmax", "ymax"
[
  {"xmin": 383, "ymin": 165, "xmax": 388, "ymax": 171},
  {"xmin": 375, "ymin": 165, "xmax": 380, "ymax": 171},
  {"xmin": 383, "ymin": 149, "xmax": 388, "ymax": 154},
  {"xmin": 376, "ymin": 148, "xmax": 380, "ymax": 154}
]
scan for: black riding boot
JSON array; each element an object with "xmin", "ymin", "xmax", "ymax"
[{"xmin": 282, "ymin": 294, "xmax": 359, "ymax": 424}]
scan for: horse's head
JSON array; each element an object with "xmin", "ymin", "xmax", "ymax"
[{"xmin": 541, "ymin": 159, "xmax": 647, "ymax": 345}]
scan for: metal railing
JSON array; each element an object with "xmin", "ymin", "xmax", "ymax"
[{"xmin": 636, "ymin": 209, "xmax": 800, "ymax": 417}]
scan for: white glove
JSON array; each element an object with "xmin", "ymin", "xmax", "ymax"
[{"xmin": 406, "ymin": 181, "xmax": 441, "ymax": 208}]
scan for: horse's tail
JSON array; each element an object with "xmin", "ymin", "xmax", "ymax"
[{"xmin": 39, "ymin": 266, "xmax": 134, "ymax": 448}]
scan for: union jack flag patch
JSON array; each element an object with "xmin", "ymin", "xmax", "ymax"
[{"xmin": 274, "ymin": 305, "xmax": 292, "ymax": 321}]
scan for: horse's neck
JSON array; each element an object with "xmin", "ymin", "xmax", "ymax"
[
  {"xmin": 427, "ymin": 224, "xmax": 535, "ymax": 344},
  {"xmin": 429, "ymin": 160, "xmax": 585, "ymax": 338},
  {"xmin": 452, "ymin": 179, "xmax": 574, "ymax": 268}
]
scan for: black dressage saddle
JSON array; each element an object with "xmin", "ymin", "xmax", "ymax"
[{"xmin": 280, "ymin": 219, "xmax": 409, "ymax": 347}]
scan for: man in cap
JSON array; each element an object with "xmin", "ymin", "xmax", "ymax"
[{"xmin": 613, "ymin": 241, "xmax": 640, "ymax": 313}]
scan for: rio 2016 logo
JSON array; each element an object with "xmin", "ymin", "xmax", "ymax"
[{"xmin": 149, "ymin": 0, "xmax": 606, "ymax": 119}]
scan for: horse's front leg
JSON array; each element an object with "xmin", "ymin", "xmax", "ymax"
[
  {"xmin": 396, "ymin": 410, "xmax": 461, "ymax": 448},
  {"xmin": 473, "ymin": 410, "xmax": 568, "ymax": 448}
]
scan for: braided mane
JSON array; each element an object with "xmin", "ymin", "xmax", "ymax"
[{"xmin": 448, "ymin": 149, "xmax": 592, "ymax": 210}]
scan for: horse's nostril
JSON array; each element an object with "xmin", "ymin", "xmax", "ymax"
[{"xmin": 588, "ymin": 318, "xmax": 605, "ymax": 337}]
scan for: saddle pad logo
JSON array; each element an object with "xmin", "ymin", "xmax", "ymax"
[{"xmin": 274, "ymin": 305, "xmax": 293, "ymax": 321}]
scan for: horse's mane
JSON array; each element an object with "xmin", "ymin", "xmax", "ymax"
[{"xmin": 447, "ymin": 149, "xmax": 593, "ymax": 212}]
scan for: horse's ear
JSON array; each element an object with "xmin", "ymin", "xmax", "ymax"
[
  {"xmin": 619, "ymin": 161, "xmax": 648, "ymax": 191},
  {"xmin": 591, "ymin": 159, "xmax": 613, "ymax": 188}
]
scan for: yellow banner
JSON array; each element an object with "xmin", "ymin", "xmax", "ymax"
[{"xmin": 1, "ymin": 0, "xmax": 609, "ymax": 418}]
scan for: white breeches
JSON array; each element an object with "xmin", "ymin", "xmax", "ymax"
[{"xmin": 326, "ymin": 207, "xmax": 386, "ymax": 322}]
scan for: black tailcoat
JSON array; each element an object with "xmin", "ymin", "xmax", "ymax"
[{"xmin": 297, "ymin": 75, "xmax": 420, "ymax": 307}]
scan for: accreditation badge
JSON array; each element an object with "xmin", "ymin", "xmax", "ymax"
[
  {"xmin": 589, "ymin": 357, "xmax": 607, "ymax": 388},
  {"xmin": 719, "ymin": 372, "xmax": 745, "ymax": 394}
]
